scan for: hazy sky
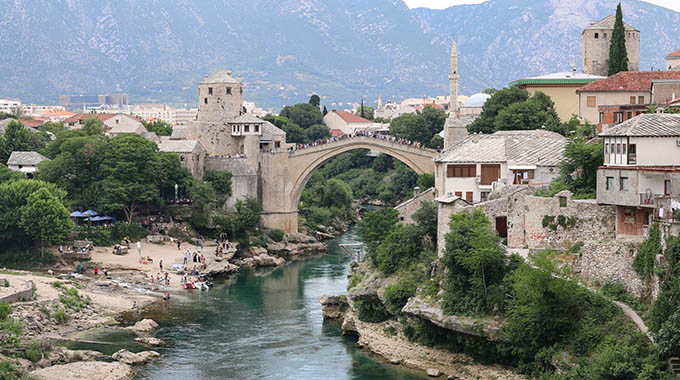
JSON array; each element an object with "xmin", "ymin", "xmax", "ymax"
[{"xmin": 403, "ymin": 0, "xmax": 680, "ymax": 12}]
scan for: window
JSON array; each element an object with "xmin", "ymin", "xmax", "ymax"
[
  {"xmin": 446, "ymin": 164, "xmax": 476, "ymax": 178},
  {"xmin": 630, "ymin": 96, "xmax": 636, "ymax": 104},
  {"xmin": 665, "ymin": 180, "xmax": 672, "ymax": 196},
  {"xmin": 603, "ymin": 32, "xmax": 608, "ymax": 39},
  {"xmin": 623, "ymin": 144, "xmax": 627, "ymax": 154},
  {"xmin": 599, "ymin": 112, "xmax": 604, "ymax": 123},
  {"xmin": 204, "ymin": 98, "xmax": 208, "ymax": 105},
  {"xmin": 465, "ymin": 192, "xmax": 473, "ymax": 202},
  {"xmin": 638, "ymin": 96, "xmax": 645, "ymax": 104},
  {"xmin": 606, "ymin": 176, "xmax": 614, "ymax": 190},
  {"xmin": 255, "ymin": 125, "xmax": 260, "ymax": 133},
  {"xmin": 208, "ymin": 87, "xmax": 213, "ymax": 95},
  {"xmin": 480, "ymin": 191, "xmax": 489, "ymax": 202},
  {"xmin": 587, "ymin": 96, "xmax": 596, "ymax": 107},
  {"xmin": 454, "ymin": 191, "xmax": 462, "ymax": 198},
  {"xmin": 620, "ymin": 177, "xmax": 629, "ymax": 191},
  {"xmin": 512, "ymin": 170, "xmax": 534, "ymax": 185},
  {"xmin": 626, "ymin": 111, "xmax": 632, "ymax": 120},
  {"xmin": 605, "ymin": 143, "xmax": 609, "ymax": 154},
  {"xmin": 616, "ymin": 144, "xmax": 621, "ymax": 154},
  {"xmin": 275, "ymin": 141, "xmax": 281, "ymax": 148},
  {"xmin": 226, "ymin": 87, "xmax": 232, "ymax": 95},
  {"xmin": 594, "ymin": 32, "xmax": 599, "ymax": 39},
  {"xmin": 614, "ymin": 112, "xmax": 624, "ymax": 123}
]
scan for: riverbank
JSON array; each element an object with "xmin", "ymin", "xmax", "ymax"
[{"xmin": 1, "ymin": 230, "xmax": 327, "ymax": 379}]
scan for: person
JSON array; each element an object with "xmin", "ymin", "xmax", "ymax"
[
  {"xmin": 132, "ymin": 301, "xmax": 137, "ymax": 310},
  {"xmin": 177, "ymin": 239, "xmax": 181, "ymax": 250},
  {"xmin": 137, "ymin": 241, "xmax": 142, "ymax": 257},
  {"xmin": 159, "ymin": 260, "xmax": 163, "ymax": 272},
  {"xmin": 58, "ymin": 245, "xmax": 63, "ymax": 254},
  {"xmin": 183, "ymin": 252, "xmax": 188, "ymax": 265},
  {"xmin": 94, "ymin": 266, "xmax": 98, "ymax": 275},
  {"xmin": 163, "ymin": 292, "xmax": 170, "ymax": 302},
  {"xmin": 103, "ymin": 268, "xmax": 109, "ymax": 277}
]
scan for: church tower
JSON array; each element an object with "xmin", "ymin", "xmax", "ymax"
[{"xmin": 448, "ymin": 34, "xmax": 460, "ymax": 116}]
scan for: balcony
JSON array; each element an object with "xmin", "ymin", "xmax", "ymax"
[{"xmin": 640, "ymin": 193, "xmax": 660, "ymax": 206}]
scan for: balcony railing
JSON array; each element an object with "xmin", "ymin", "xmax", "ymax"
[{"xmin": 640, "ymin": 193, "xmax": 659, "ymax": 206}]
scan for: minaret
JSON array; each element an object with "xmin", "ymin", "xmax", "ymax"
[
  {"xmin": 448, "ymin": 34, "xmax": 459, "ymax": 116},
  {"xmin": 377, "ymin": 95, "xmax": 382, "ymax": 109}
]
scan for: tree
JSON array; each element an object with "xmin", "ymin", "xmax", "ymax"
[
  {"xmin": 421, "ymin": 106, "xmax": 447, "ymax": 145},
  {"xmin": 97, "ymin": 135, "xmax": 161, "ymax": 223},
  {"xmin": 482, "ymin": 88, "xmax": 498, "ymax": 95},
  {"xmin": 608, "ymin": 3, "xmax": 629, "ymax": 76},
  {"xmin": 282, "ymin": 123, "xmax": 307, "ymax": 144},
  {"xmin": 321, "ymin": 179, "xmax": 353, "ymax": 209},
  {"xmin": 0, "ymin": 120, "xmax": 36, "ymax": 163},
  {"xmin": 157, "ymin": 152, "xmax": 191, "ymax": 201},
  {"xmin": 373, "ymin": 224, "xmax": 422, "ymax": 275},
  {"xmin": 309, "ymin": 94, "xmax": 321, "ymax": 107},
  {"xmin": 264, "ymin": 115, "xmax": 289, "ymax": 129},
  {"xmin": 19, "ymin": 187, "xmax": 73, "ymax": 256},
  {"xmin": 389, "ymin": 113, "xmax": 429, "ymax": 144},
  {"xmin": 412, "ymin": 200, "xmax": 437, "ymax": 248},
  {"xmin": 494, "ymin": 91, "xmax": 560, "ymax": 131},
  {"xmin": 82, "ymin": 117, "xmax": 103, "ymax": 136},
  {"xmin": 235, "ymin": 197, "xmax": 262, "ymax": 231},
  {"xmin": 306, "ymin": 124, "xmax": 330, "ymax": 141},
  {"xmin": 143, "ymin": 120, "xmax": 173, "ymax": 136},
  {"xmin": 416, "ymin": 173, "xmax": 434, "ymax": 189},
  {"xmin": 323, "ymin": 106, "xmax": 328, "ymax": 116},
  {"xmin": 358, "ymin": 208, "xmax": 399, "ymax": 251},
  {"xmin": 372, "ymin": 154, "xmax": 393, "ymax": 173},
  {"xmin": 280, "ymin": 103, "xmax": 323, "ymax": 129},
  {"xmin": 558, "ymin": 137, "xmax": 603, "ymax": 197},
  {"xmin": 355, "ymin": 104, "xmax": 375, "ymax": 121},
  {"xmin": 204, "ymin": 170, "xmax": 232, "ymax": 196},
  {"xmin": 468, "ymin": 87, "xmax": 530, "ymax": 134},
  {"xmin": 0, "ymin": 165, "xmax": 22, "ymax": 184}
]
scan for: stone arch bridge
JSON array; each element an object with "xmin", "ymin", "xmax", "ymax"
[{"xmin": 259, "ymin": 136, "xmax": 438, "ymax": 233}]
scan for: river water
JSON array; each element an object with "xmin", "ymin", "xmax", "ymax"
[{"xmin": 132, "ymin": 227, "xmax": 426, "ymax": 380}]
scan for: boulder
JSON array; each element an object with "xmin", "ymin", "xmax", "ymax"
[
  {"xmin": 427, "ymin": 368, "xmax": 442, "ymax": 377},
  {"xmin": 112, "ymin": 349, "xmax": 160, "ymax": 365},
  {"xmin": 202, "ymin": 261, "xmax": 239, "ymax": 276},
  {"xmin": 319, "ymin": 294, "xmax": 348, "ymax": 319},
  {"xmin": 126, "ymin": 318, "xmax": 159, "ymax": 333},
  {"xmin": 134, "ymin": 336, "xmax": 165, "ymax": 347},
  {"xmin": 31, "ymin": 361, "xmax": 133, "ymax": 380},
  {"xmin": 286, "ymin": 232, "xmax": 316, "ymax": 244},
  {"xmin": 253, "ymin": 254, "xmax": 285, "ymax": 267}
]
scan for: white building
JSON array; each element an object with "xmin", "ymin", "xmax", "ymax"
[
  {"xmin": 460, "ymin": 93, "xmax": 491, "ymax": 116},
  {"xmin": 0, "ymin": 99, "xmax": 21, "ymax": 114},
  {"xmin": 131, "ymin": 104, "xmax": 198, "ymax": 126},
  {"xmin": 323, "ymin": 110, "xmax": 387, "ymax": 135},
  {"xmin": 435, "ymin": 130, "xmax": 567, "ymax": 203},
  {"xmin": 6, "ymin": 151, "xmax": 49, "ymax": 178}
]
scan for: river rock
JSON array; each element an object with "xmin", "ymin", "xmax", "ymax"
[
  {"xmin": 126, "ymin": 318, "xmax": 159, "ymax": 333},
  {"xmin": 319, "ymin": 294, "xmax": 348, "ymax": 319},
  {"xmin": 427, "ymin": 368, "xmax": 442, "ymax": 377},
  {"xmin": 95, "ymin": 280, "xmax": 112, "ymax": 287},
  {"xmin": 135, "ymin": 336, "xmax": 166, "ymax": 347},
  {"xmin": 31, "ymin": 361, "xmax": 133, "ymax": 380},
  {"xmin": 202, "ymin": 260, "xmax": 239, "ymax": 276},
  {"xmin": 341, "ymin": 314, "xmax": 358, "ymax": 335},
  {"xmin": 286, "ymin": 232, "xmax": 316, "ymax": 244},
  {"xmin": 253, "ymin": 254, "xmax": 285, "ymax": 267},
  {"xmin": 112, "ymin": 349, "xmax": 160, "ymax": 365}
]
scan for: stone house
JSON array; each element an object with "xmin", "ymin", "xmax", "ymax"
[
  {"xmin": 63, "ymin": 113, "xmax": 114, "ymax": 128},
  {"xmin": 582, "ymin": 14, "xmax": 639, "ymax": 77},
  {"xmin": 576, "ymin": 71, "xmax": 680, "ymax": 127},
  {"xmin": 597, "ymin": 113, "xmax": 680, "ymax": 238},
  {"xmin": 510, "ymin": 71, "xmax": 604, "ymax": 122},
  {"xmin": 6, "ymin": 151, "xmax": 49, "ymax": 178},
  {"xmin": 158, "ymin": 139, "xmax": 206, "ymax": 179},
  {"xmin": 434, "ymin": 130, "xmax": 566, "ymax": 203},
  {"xmin": 105, "ymin": 114, "xmax": 145, "ymax": 137}
]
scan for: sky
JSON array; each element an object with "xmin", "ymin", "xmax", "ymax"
[{"xmin": 403, "ymin": 0, "xmax": 680, "ymax": 12}]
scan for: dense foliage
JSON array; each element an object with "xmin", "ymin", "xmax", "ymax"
[
  {"xmin": 389, "ymin": 106, "xmax": 446, "ymax": 148},
  {"xmin": 608, "ymin": 3, "xmax": 629, "ymax": 76},
  {"xmin": 143, "ymin": 120, "xmax": 173, "ymax": 136}
]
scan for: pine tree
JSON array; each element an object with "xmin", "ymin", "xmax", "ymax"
[
  {"xmin": 322, "ymin": 106, "xmax": 328, "ymax": 116},
  {"xmin": 608, "ymin": 3, "xmax": 629, "ymax": 76}
]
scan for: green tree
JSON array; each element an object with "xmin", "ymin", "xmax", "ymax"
[
  {"xmin": 306, "ymin": 124, "xmax": 330, "ymax": 141},
  {"xmin": 235, "ymin": 197, "xmax": 263, "ymax": 231},
  {"xmin": 97, "ymin": 135, "xmax": 161, "ymax": 223},
  {"xmin": 280, "ymin": 103, "xmax": 323, "ymax": 129},
  {"xmin": 204, "ymin": 170, "xmax": 232, "ymax": 196},
  {"xmin": 482, "ymin": 88, "xmax": 498, "ymax": 95},
  {"xmin": 608, "ymin": 3, "xmax": 629, "ymax": 76},
  {"xmin": 373, "ymin": 224, "xmax": 422, "ymax": 275},
  {"xmin": 421, "ymin": 106, "xmax": 447, "ymax": 145},
  {"xmin": 309, "ymin": 94, "xmax": 321, "ymax": 107},
  {"xmin": 81, "ymin": 117, "xmax": 103, "ymax": 136},
  {"xmin": 264, "ymin": 115, "xmax": 289, "ymax": 129},
  {"xmin": 282, "ymin": 123, "xmax": 307, "ymax": 144},
  {"xmin": 468, "ymin": 87, "xmax": 530, "ymax": 134},
  {"xmin": 0, "ymin": 165, "xmax": 22, "ymax": 184},
  {"xmin": 412, "ymin": 201, "xmax": 437, "ymax": 248},
  {"xmin": 371, "ymin": 154, "xmax": 393, "ymax": 172},
  {"xmin": 0, "ymin": 120, "xmax": 36, "ymax": 163},
  {"xmin": 19, "ymin": 188, "xmax": 73, "ymax": 255},
  {"xmin": 157, "ymin": 152, "xmax": 191, "ymax": 201},
  {"xmin": 143, "ymin": 120, "xmax": 173, "ymax": 136},
  {"xmin": 633, "ymin": 223, "xmax": 661, "ymax": 281},
  {"xmin": 558, "ymin": 137, "xmax": 603, "ymax": 197},
  {"xmin": 358, "ymin": 208, "xmax": 399, "ymax": 251},
  {"xmin": 494, "ymin": 91, "xmax": 561, "ymax": 131},
  {"xmin": 354, "ymin": 105, "xmax": 375, "ymax": 121},
  {"xmin": 323, "ymin": 106, "xmax": 328, "ymax": 116},
  {"xmin": 416, "ymin": 173, "xmax": 434, "ymax": 190},
  {"xmin": 389, "ymin": 113, "xmax": 429, "ymax": 144}
]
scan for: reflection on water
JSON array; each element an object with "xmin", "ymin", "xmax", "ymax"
[{"xmin": 135, "ymin": 226, "xmax": 426, "ymax": 380}]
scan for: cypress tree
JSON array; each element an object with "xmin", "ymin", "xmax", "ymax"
[
  {"xmin": 360, "ymin": 99, "xmax": 365, "ymax": 118},
  {"xmin": 608, "ymin": 3, "xmax": 629, "ymax": 76}
]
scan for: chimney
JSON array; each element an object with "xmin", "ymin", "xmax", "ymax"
[
  {"xmin": 472, "ymin": 133, "xmax": 479, "ymax": 143},
  {"xmin": 227, "ymin": 70, "xmax": 232, "ymax": 76},
  {"xmin": 413, "ymin": 186, "xmax": 421, "ymax": 197},
  {"xmin": 619, "ymin": 78, "xmax": 625, "ymax": 88}
]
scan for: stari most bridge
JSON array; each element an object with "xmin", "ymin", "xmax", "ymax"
[{"xmin": 258, "ymin": 135, "xmax": 438, "ymax": 233}]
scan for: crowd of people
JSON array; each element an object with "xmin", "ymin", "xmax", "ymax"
[
  {"xmin": 285, "ymin": 131, "xmax": 426, "ymax": 152},
  {"xmin": 209, "ymin": 153, "xmax": 247, "ymax": 159}
]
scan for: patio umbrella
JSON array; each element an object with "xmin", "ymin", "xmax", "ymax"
[
  {"xmin": 70, "ymin": 211, "xmax": 85, "ymax": 218},
  {"xmin": 83, "ymin": 209, "xmax": 98, "ymax": 216}
]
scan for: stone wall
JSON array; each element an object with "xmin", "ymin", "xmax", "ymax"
[
  {"xmin": 395, "ymin": 188, "xmax": 435, "ymax": 225},
  {"xmin": 205, "ymin": 157, "xmax": 257, "ymax": 211},
  {"xmin": 573, "ymin": 241, "xmax": 646, "ymax": 297},
  {"xmin": 0, "ymin": 279, "xmax": 35, "ymax": 303}
]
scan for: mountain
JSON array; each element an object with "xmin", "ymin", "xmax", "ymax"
[{"xmin": 0, "ymin": 0, "xmax": 679, "ymax": 111}]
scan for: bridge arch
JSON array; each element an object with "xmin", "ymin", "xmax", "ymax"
[{"xmin": 287, "ymin": 139, "xmax": 436, "ymax": 212}]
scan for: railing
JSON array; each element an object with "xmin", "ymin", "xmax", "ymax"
[
  {"xmin": 640, "ymin": 193, "xmax": 661, "ymax": 206},
  {"xmin": 287, "ymin": 134, "xmax": 438, "ymax": 155}
]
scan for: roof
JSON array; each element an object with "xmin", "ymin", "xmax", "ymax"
[
  {"xmin": 229, "ymin": 113, "xmax": 264, "ymax": 124},
  {"xmin": 667, "ymin": 49, "xmax": 680, "ymax": 58},
  {"xmin": 577, "ymin": 71, "xmax": 680, "ymax": 93},
  {"xmin": 63, "ymin": 113, "xmax": 115, "ymax": 124},
  {"xmin": 7, "ymin": 151, "xmax": 49, "ymax": 166},
  {"xmin": 462, "ymin": 93, "xmax": 491, "ymax": 108},
  {"xmin": 201, "ymin": 70, "xmax": 240, "ymax": 85},
  {"xmin": 510, "ymin": 71, "xmax": 604, "ymax": 86},
  {"xmin": 435, "ymin": 130, "xmax": 567, "ymax": 166},
  {"xmin": 261, "ymin": 121, "xmax": 286, "ymax": 141},
  {"xmin": 21, "ymin": 119, "xmax": 44, "ymax": 128},
  {"xmin": 331, "ymin": 110, "xmax": 372, "ymax": 124},
  {"xmin": 158, "ymin": 139, "xmax": 202, "ymax": 153},
  {"xmin": 170, "ymin": 126, "xmax": 188, "ymax": 140},
  {"xmin": 599, "ymin": 113, "xmax": 680, "ymax": 137},
  {"xmin": 583, "ymin": 14, "xmax": 638, "ymax": 32},
  {"xmin": 109, "ymin": 123, "xmax": 144, "ymax": 134},
  {"xmin": 445, "ymin": 114, "xmax": 477, "ymax": 129},
  {"xmin": 330, "ymin": 128, "xmax": 344, "ymax": 137},
  {"xmin": 141, "ymin": 131, "xmax": 159, "ymax": 142}
]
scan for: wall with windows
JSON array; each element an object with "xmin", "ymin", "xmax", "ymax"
[
  {"xmin": 442, "ymin": 162, "xmax": 507, "ymax": 203},
  {"xmin": 631, "ymin": 136, "xmax": 680, "ymax": 166},
  {"xmin": 597, "ymin": 167, "xmax": 641, "ymax": 207},
  {"xmin": 578, "ymin": 91, "xmax": 648, "ymax": 124}
]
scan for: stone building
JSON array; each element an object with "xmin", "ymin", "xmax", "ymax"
[
  {"xmin": 158, "ymin": 139, "xmax": 206, "ymax": 179},
  {"xmin": 6, "ymin": 151, "xmax": 49, "ymax": 178},
  {"xmin": 582, "ymin": 14, "xmax": 640, "ymax": 77}
]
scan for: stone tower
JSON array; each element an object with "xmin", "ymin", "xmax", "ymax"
[
  {"xmin": 582, "ymin": 14, "xmax": 640, "ymax": 76},
  {"xmin": 197, "ymin": 70, "xmax": 243, "ymax": 123},
  {"xmin": 448, "ymin": 34, "xmax": 460, "ymax": 115}
]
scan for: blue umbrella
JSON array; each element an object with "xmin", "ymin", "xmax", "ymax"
[
  {"xmin": 70, "ymin": 211, "xmax": 85, "ymax": 218},
  {"xmin": 83, "ymin": 209, "xmax": 98, "ymax": 216},
  {"xmin": 88, "ymin": 216, "xmax": 103, "ymax": 222}
]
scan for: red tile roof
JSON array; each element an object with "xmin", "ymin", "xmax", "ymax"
[
  {"xmin": 577, "ymin": 71, "xmax": 680, "ymax": 92},
  {"xmin": 21, "ymin": 119, "xmax": 44, "ymax": 128},
  {"xmin": 333, "ymin": 110, "xmax": 372, "ymax": 124},
  {"xmin": 668, "ymin": 49, "xmax": 680, "ymax": 58},
  {"xmin": 414, "ymin": 103, "xmax": 444, "ymax": 111},
  {"xmin": 63, "ymin": 113, "xmax": 117, "ymax": 124}
]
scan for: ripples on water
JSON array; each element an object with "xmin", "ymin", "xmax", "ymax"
[{"xmin": 136, "ymin": 227, "xmax": 426, "ymax": 380}]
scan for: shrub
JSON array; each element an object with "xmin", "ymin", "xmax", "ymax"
[
  {"xmin": 0, "ymin": 303, "xmax": 10, "ymax": 320},
  {"xmin": 111, "ymin": 223, "xmax": 149, "ymax": 242},
  {"xmin": 347, "ymin": 273, "xmax": 360, "ymax": 290},
  {"xmin": 39, "ymin": 305, "xmax": 50, "ymax": 318},
  {"xmin": 304, "ymin": 206, "xmax": 332, "ymax": 227},
  {"xmin": 54, "ymin": 309, "xmax": 69, "ymax": 324},
  {"xmin": 355, "ymin": 298, "xmax": 390, "ymax": 323},
  {"xmin": 0, "ymin": 249, "xmax": 56, "ymax": 269},
  {"xmin": 2, "ymin": 279, "xmax": 7, "ymax": 288},
  {"xmin": 0, "ymin": 318, "xmax": 24, "ymax": 336},
  {"xmin": 373, "ymin": 224, "xmax": 422, "ymax": 275},
  {"xmin": 24, "ymin": 347, "xmax": 41, "ymax": 363},
  {"xmin": 384, "ymin": 279, "xmax": 417, "ymax": 314},
  {"xmin": 0, "ymin": 361, "xmax": 18, "ymax": 380},
  {"xmin": 384, "ymin": 325, "xmax": 397, "ymax": 337},
  {"xmin": 633, "ymin": 223, "xmax": 661, "ymax": 280},
  {"xmin": 267, "ymin": 229, "xmax": 285, "ymax": 242}
]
